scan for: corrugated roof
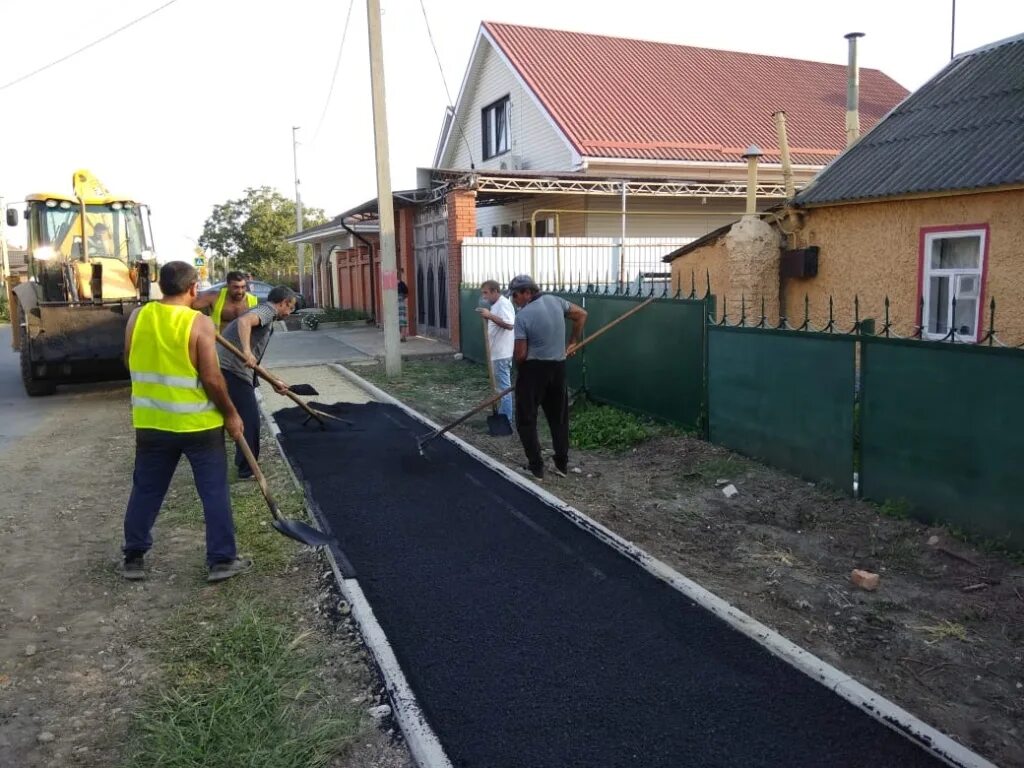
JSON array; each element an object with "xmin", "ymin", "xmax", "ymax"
[
  {"xmin": 793, "ymin": 33, "xmax": 1024, "ymax": 205},
  {"xmin": 483, "ymin": 22, "xmax": 908, "ymax": 166}
]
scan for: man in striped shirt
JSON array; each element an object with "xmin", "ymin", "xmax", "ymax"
[{"xmin": 218, "ymin": 287, "xmax": 296, "ymax": 479}]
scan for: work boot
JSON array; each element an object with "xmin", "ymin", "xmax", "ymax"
[
  {"xmin": 207, "ymin": 557, "xmax": 254, "ymax": 583},
  {"xmin": 521, "ymin": 464, "xmax": 544, "ymax": 480},
  {"xmin": 551, "ymin": 461, "xmax": 568, "ymax": 478},
  {"xmin": 121, "ymin": 552, "xmax": 145, "ymax": 581}
]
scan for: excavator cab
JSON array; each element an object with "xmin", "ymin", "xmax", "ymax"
[{"xmin": 6, "ymin": 170, "xmax": 159, "ymax": 395}]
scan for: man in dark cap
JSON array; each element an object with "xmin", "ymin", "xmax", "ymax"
[{"xmin": 508, "ymin": 274, "xmax": 587, "ymax": 479}]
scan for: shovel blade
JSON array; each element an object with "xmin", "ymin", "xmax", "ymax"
[
  {"xmin": 271, "ymin": 518, "xmax": 336, "ymax": 548},
  {"xmin": 288, "ymin": 383, "xmax": 319, "ymax": 396},
  {"xmin": 487, "ymin": 413, "xmax": 514, "ymax": 437}
]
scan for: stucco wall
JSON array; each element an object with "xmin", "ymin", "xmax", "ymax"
[
  {"xmin": 787, "ymin": 189, "xmax": 1024, "ymax": 341},
  {"xmin": 669, "ymin": 235, "xmax": 729, "ymax": 312}
]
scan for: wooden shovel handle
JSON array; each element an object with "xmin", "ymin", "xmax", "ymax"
[
  {"xmin": 234, "ymin": 436, "xmax": 283, "ymax": 522},
  {"xmin": 216, "ymin": 333, "xmax": 324, "ymax": 425}
]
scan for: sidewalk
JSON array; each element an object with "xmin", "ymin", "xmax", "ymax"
[{"xmin": 264, "ymin": 323, "xmax": 456, "ymax": 368}]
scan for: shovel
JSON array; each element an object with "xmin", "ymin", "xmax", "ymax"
[
  {"xmin": 216, "ymin": 333, "xmax": 353, "ymax": 427},
  {"xmin": 481, "ymin": 315, "xmax": 513, "ymax": 437},
  {"xmin": 234, "ymin": 436, "xmax": 336, "ymax": 547}
]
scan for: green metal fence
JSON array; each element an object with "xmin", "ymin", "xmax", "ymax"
[
  {"xmin": 582, "ymin": 295, "xmax": 706, "ymax": 429},
  {"xmin": 707, "ymin": 327, "xmax": 856, "ymax": 491},
  {"xmin": 860, "ymin": 338, "xmax": 1024, "ymax": 547}
]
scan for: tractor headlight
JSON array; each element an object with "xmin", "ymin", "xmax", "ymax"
[{"xmin": 33, "ymin": 246, "xmax": 57, "ymax": 261}]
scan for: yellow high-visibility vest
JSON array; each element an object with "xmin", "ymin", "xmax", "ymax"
[
  {"xmin": 129, "ymin": 303, "xmax": 224, "ymax": 432},
  {"xmin": 211, "ymin": 289, "xmax": 258, "ymax": 329}
]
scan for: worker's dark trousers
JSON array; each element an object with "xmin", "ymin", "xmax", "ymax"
[
  {"xmin": 224, "ymin": 371, "xmax": 260, "ymax": 476},
  {"xmin": 123, "ymin": 427, "xmax": 236, "ymax": 566},
  {"xmin": 515, "ymin": 359, "xmax": 570, "ymax": 473}
]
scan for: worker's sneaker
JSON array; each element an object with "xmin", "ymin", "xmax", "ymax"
[
  {"xmin": 237, "ymin": 467, "xmax": 254, "ymax": 480},
  {"xmin": 551, "ymin": 463, "xmax": 568, "ymax": 478},
  {"xmin": 121, "ymin": 553, "xmax": 145, "ymax": 581},
  {"xmin": 206, "ymin": 557, "xmax": 254, "ymax": 583}
]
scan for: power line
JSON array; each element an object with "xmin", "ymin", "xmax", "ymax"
[
  {"xmin": 0, "ymin": 0, "xmax": 181, "ymax": 92},
  {"xmin": 312, "ymin": 0, "xmax": 356, "ymax": 144},
  {"xmin": 418, "ymin": 0, "xmax": 475, "ymax": 167}
]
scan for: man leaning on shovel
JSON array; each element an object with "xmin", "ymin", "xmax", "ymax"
[
  {"xmin": 217, "ymin": 287, "xmax": 297, "ymax": 479},
  {"xmin": 121, "ymin": 261, "xmax": 251, "ymax": 583}
]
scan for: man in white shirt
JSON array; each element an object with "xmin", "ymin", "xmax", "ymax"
[{"xmin": 476, "ymin": 280, "xmax": 516, "ymax": 424}]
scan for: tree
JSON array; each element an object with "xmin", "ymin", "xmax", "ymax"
[{"xmin": 198, "ymin": 187, "xmax": 326, "ymax": 280}]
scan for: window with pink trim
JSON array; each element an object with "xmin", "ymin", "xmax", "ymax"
[{"xmin": 921, "ymin": 228, "xmax": 986, "ymax": 341}]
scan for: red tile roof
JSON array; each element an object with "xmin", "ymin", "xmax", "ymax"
[{"xmin": 482, "ymin": 22, "xmax": 909, "ymax": 166}]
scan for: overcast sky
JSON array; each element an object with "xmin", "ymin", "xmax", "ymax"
[{"xmin": 1, "ymin": 0, "xmax": 1020, "ymax": 260}]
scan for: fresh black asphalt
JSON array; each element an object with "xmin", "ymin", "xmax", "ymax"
[{"xmin": 276, "ymin": 401, "xmax": 946, "ymax": 768}]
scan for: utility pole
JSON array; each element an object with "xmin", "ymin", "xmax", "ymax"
[
  {"xmin": 292, "ymin": 126, "xmax": 305, "ymax": 298},
  {"xmin": 367, "ymin": 0, "xmax": 401, "ymax": 377}
]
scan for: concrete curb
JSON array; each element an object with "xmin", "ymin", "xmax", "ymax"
[
  {"xmin": 255, "ymin": 389, "xmax": 454, "ymax": 768},
  {"xmin": 327, "ymin": 363, "xmax": 998, "ymax": 768}
]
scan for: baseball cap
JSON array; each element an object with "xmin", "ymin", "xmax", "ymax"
[{"xmin": 508, "ymin": 274, "xmax": 538, "ymax": 292}]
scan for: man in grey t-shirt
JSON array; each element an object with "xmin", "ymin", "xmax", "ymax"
[
  {"xmin": 219, "ymin": 286, "xmax": 296, "ymax": 478},
  {"xmin": 510, "ymin": 274, "xmax": 587, "ymax": 479}
]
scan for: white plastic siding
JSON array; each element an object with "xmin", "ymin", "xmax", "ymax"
[{"xmin": 443, "ymin": 39, "xmax": 575, "ymax": 172}]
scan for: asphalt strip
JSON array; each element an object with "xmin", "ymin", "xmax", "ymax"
[{"xmin": 276, "ymin": 400, "xmax": 948, "ymax": 768}]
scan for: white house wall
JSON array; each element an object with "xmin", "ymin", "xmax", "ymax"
[
  {"xmin": 474, "ymin": 195, "xmax": 751, "ymax": 239},
  {"xmin": 441, "ymin": 38, "xmax": 576, "ymax": 173}
]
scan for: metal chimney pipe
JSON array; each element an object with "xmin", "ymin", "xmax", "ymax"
[
  {"xmin": 845, "ymin": 32, "xmax": 865, "ymax": 146},
  {"xmin": 773, "ymin": 111, "xmax": 795, "ymax": 198},
  {"xmin": 742, "ymin": 144, "xmax": 763, "ymax": 215}
]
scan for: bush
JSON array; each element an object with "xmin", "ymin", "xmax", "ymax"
[
  {"xmin": 570, "ymin": 400, "xmax": 651, "ymax": 451},
  {"xmin": 301, "ymin": 308, "xmax": 369, "ymax": 330}
]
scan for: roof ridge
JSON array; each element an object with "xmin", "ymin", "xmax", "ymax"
[
  {"xmin": 482, "ymin": 20, "xmax": 897, "ymax": 76},
  {"xmin": 953, "ymin": 30, "xmax": 1024, "ymax": 60}
]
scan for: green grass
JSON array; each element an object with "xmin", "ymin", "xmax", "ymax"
[
  {"xmin": 360, "ymin": 358, "xmax": 491, "ymax": 422},
  {"xmin": 127, "ymin": 599, "xmax": 363, "ymax": 768},
  {"xmin": 569, "ymin": 399, "xmax": 653, "ymax": 451},
  {"xmin": 879, "ymin": 498, "xmax": 912, "ymax": 520},
  {"xmin": 692, "ymin": 455, "xmax": 749, "ymax": 481}
]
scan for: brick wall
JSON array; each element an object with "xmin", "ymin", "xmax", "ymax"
[{"xmin": 446, "ymin": 188, "xmax": 476, "ymax": 349}]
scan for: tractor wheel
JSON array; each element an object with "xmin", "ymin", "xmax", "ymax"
[{"xmin": 19, "ymin": 307, "xmax": 56, "ymax": 397}]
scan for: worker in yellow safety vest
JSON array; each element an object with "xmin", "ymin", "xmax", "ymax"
[
  {"xmin": 192, "ymin": 270, "xmax": 258, "ymax": 331},
  {"xmin": 121, "ymin": 261, "xmax": 250, "ymax": 584}
]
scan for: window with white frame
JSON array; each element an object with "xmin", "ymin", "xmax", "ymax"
[
  {"xmin": 921, "ymin": 228, "xmax": 986, "ymax": 340},
  {"xmin": 481, "ymin": 96, "xmax": 511, "ymax": 160}
]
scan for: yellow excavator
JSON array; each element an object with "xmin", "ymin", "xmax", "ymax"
[{"xmin": 4, "ymin": 170, "xmax": 159, "ymax": 395}]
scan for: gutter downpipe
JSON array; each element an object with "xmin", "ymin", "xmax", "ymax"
[{"xmin": 341, "ymin": 220, "xmax": 378, "ymax": 324}]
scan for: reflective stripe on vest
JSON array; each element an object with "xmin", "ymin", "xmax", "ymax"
[
  {"xmin": 212, "ymin": 288, "xmax": 259, "ymax": 329},
  {"xmin": 129, "ymin": 302, "xmax": 224, "ymax": 433}
]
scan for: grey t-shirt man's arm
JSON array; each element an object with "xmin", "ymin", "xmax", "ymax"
[
  {"xmin": 218, "ymin": 302, "xmax": 277, "ymax": 383},
  {"xmin": 513, "ymin": 294, "xmax": 571, "ymax": 361}
]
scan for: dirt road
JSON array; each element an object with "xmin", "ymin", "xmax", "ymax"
[{"xmin": 0, "ymin": 338, "xmax": 407, "ymax": 767}]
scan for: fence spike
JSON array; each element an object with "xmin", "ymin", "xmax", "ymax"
[
  {"xmin": 740, "ymin": 294, "xmax": 747, "ymax": 327},
  {"xmin": 721, "ymin": 296, "xmax": 728, "ymax": 326},
  {"xmin": 884, "ymin": 296, "xmax": 892, "ymax": 337},
  {"xmin": 853, "ymin": 294, "xmax": 860, "ymax": 333},
  {"xmin": 759, "ymin": 296, "xmax": 766, "ymax": 328},
  {"xmin": 802, "ymin": 294, "xmax": 810, "ymax": 331},
  {"xmin": 691, "ymin": 269, "xmax": 697, "ymax": 300},
  {"xmin": 704, "ymin": 269, "xmax": 711, "ymax": 300},
  {"xmin": 950, "ymin": 294, "xmax": 958, "ymax": 342},
  {"xmin": 826, "ymin": 295, "xmax": 835, "ymax": 333},
  {"xmin": 661, "ymin": 279, "xmax": 669, "ymax": 298}
]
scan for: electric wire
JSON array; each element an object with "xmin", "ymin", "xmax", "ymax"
[
  {"xmin": 312, "ymin": 0, "xmax": 357, "ymax": 144},
  {"xmin": 0, "ymin": 0, "xmax": 181, "ymax": 92},
  {"xmin": 418, "ymin": 0, "xmax": 475, "ymax": 167}
]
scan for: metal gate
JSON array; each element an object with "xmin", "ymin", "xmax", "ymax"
[{"xmin": 414, "ymin": 203, "xmax": 449, "ymax": 340}]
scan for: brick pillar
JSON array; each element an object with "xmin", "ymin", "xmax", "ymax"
[{"xmin": 446, "ymin": 188, "xmax": 476, "ymax": 350}]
